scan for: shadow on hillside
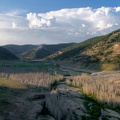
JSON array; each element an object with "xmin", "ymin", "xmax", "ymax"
[{"xmin": 57, "ymin": 54, "xmax": 102, "ymax": 72}]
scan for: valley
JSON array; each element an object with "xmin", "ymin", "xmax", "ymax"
[
  {"xmin": 0, "ymin": 29, "xmax": 120, "ymax": 120},
  {"xmin": 0, "ymin": 60, "xmax": 119, "ymax": 120}
]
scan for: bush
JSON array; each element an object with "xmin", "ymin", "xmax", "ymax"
[{"xmin": 104, "ymin": 51, "xmax": 113, "ymax": 57}]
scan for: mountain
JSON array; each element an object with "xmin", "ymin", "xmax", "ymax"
[
  {"xmin": 18, "ymin": 43, "xmax": 75, "ymax": 60},
  {"xmin": 3, "ymin": 44, "xmax": 38, "ymax": 55},
  {"xmin": 0, "ymin": 47, "xmax": 18, "ymax": 60},
  {"xmin": 46, "ymin": 29, "xmax": 120, "ymax": 71}
]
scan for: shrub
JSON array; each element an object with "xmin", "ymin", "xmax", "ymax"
[{"xmin": 104, "ymin": 51, "xmax": 113, "ymax": 57}]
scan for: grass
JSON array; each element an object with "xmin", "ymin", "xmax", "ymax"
[
  {"xmin": 0, "ymin": 60, "xmax": 51, "ymax": 69},
  {"xmin": 0, "ymin": 78, "xmax": 27, "ymax": 89},
  {"xmin": 83, "ymin": 91, "xmax": 120, "ymax": 115},
  {"xmin": 66, "ymin": 83, "xmax": 102, "ymax": 117},
  {"xmin": 101, "ymin": 63, "xmax": 119, "ymax": 71},
  {"xmin": 83, "ymin": 100, "xmax": 101, "ymax": 120},
  {"xmin": 65, "ymin": 83, "xmax": 83, "ymax": 91},
  {"xmin": 0, "ymin": 60, "xmax": 63, "ymax": 75},
  {"xmin": 67, "ymin": 73, "xmax": 120, "ymax": 107},
  {"xmin": 66, "ymin": 83, "xmax": 120, "ymax": 119},
  {"xmin": 65, "ymin": 82, "xmax": 102, "ymax": 119},
  {"xmin": 0, "ymin": 60, "xmax": 119, "ymax": 118},
  {"xmin": 66, "ymin": 74, "xmax": 120, "ymax": 115}
]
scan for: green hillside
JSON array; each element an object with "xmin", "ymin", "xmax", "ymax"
[
  {"xmin": 0, "ymin": 47, "xmax": 18, "ymax": 60},
  {"xmin": 18, "ymin": 43, "xmax": 75, "ymax": 60},
  {"xmin": 3, "ymin": 44, "xmax": 38, "ymax": 55},
  {"xmin": 47, "ymin": 29, "xmax": 120, "ymax": 71}
]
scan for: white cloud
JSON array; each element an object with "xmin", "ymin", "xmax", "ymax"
[
  {"xmin": 82, "ymin": 24, "xmax": 86, "ymax": 27},
  {"xmin": 0, "ymin": 13, "xmax": 28, "ymax": 30},
  {"xmin": 12, "ymin": 22, "xmax": 17, "ymax": 29},
  {"xmin": 0, "ymin": 7, "xmax": 120, "ymax": 45},
  {"xmin": 27, "ymin": 7, "xmax": 120, "ymax": 32},
  {"xmin": 114, "ymin": 7, "xmax": 120, "ymax": 12},
  {"xmin": 27, "ymin": 13, "xmax": 56, "ymax": 28},
  {"xmin": 5, "ymin": 9, "xmax": 27, "ymax": 16}
]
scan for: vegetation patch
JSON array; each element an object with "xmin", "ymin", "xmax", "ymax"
[
  {"xmin": 101, "ymin": 63, "xmax": 119, "ymax": 71},
  {"xmin": 83, "ymin": 100, "xmax": 101, "ymax": 120},
  {"xmin": 0, "ymin": 78, "xmax": 27, "ymax": 89},
  {"xmin": 66, "ymin": 73, "xmax": 120, "ymax": 110}
]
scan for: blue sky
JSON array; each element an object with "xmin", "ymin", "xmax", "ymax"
[
  {"xmin": 0, "ymin": 0, "xmax": 120, "ymax": 45},
  {"xmin": 0, "ymin": 0, "xmax": 120, "ymax": 14}
]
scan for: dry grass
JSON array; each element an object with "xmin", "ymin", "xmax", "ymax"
[
  {"xmin": 66, "ymin": 72, "xmax": 120, "ymax": 107},
  {"xmin": 0, "ymin": 72, "xmax": 63, "ymax": 87}
]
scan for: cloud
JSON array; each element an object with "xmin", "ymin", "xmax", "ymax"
[
  {"xmin": 0, "ymin": 7, "xmax": 120, "ymax": 45},
  {"xmin": 27, "ymin": 7, "xmax": 120, "ymax": 32},
  {"xmin": 0, "ymin": 13, "xmax": 28, "ymax": 30},
  {"xmin": 115, "ymin": 7, "xmax": 120, "ymax": 12},
  {"xmin": 12, "ymin": 22, "xmax": 17, "ymax": 29},
  {"xmin": 27, "ymin": 13, "xmax": 56, "ymax": 28},
  {"xmin": 4, "ymin": 9, "xmax": 27, "ymax": 16}
]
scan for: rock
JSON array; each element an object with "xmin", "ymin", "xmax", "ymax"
[
  {"xmin": 101, "ymin": 109, "xmax": 120, "ymax": 119},
  {"xmin": 9, "ymin": 112, "xmax": 14, "ymax": 116},
  {"xmin": 29, "ymin": 104, "xmax": 43, "ymax": 119},
  {"xmin": 56, "ymin": 84, "xmax": 88, "ymax": 118},
  {"xmin": 0, "ymin": 116, "xmax": 4, "ymax": 120},
  {"xmin": 28, "ymin": 85, "xmax": 37, "ymax": 89},
  {"xmin": 31, "ymin": 94, "xmax": 46, "ymax": 100},
  {"xmin": 57, "ymin": 84, "xmax": 82, "ymax": 98},
  {"xmin": 27, "ymin": 93, "xmax": 46, "ymax": 101},
  {"xmin": 37, "ymin": 115, "xmax": 55, "ymax": 120}
]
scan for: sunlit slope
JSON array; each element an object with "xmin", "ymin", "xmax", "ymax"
[{"xmin": 47, "ymin": 29, "xmax": 120, "ymax": 71}]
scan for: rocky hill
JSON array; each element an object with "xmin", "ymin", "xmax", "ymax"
[{"xmin": 46, "ymin": 29, "xmax": 120, "ymax": 71}]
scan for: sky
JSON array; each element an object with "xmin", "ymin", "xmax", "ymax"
[{"xmin": 0, "ymin": 0, "xmax": 120, "ymax": 45}]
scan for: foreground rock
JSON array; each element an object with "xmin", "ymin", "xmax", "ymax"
[
  {"xmin": 56, "ymin": 84, "xmax": 120, "ymax": 120},
  {"xmin": 0, "ymin": 116, "xmax": 4, "ymax": 120}
]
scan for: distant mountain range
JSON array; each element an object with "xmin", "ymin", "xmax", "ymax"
[
  {"xmin": 1, "ymin": 29, "xmax": 120, "ymax": 71},
  {"xmin": 18, "ymin": 43, "xmax": 75, "ymax": 59},
  {"xmin": 3, "ymin": 44, "xmax": 38, "ymax": 55}
]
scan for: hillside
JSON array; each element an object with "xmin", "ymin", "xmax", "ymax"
[
  {"xmin": 3, "ymin": 44, "xmax": 38, "ymax": 55},
  {"xmin": 0, "ymin": 47, "xmax": 18, "ymax": 60},
  {"xmin": 18, "ymin": 43, "xmax": 75, "ymax": 60},
  {"xmin": 47, "ymin": 29, "xmax": 120, "ymax": 71}
]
